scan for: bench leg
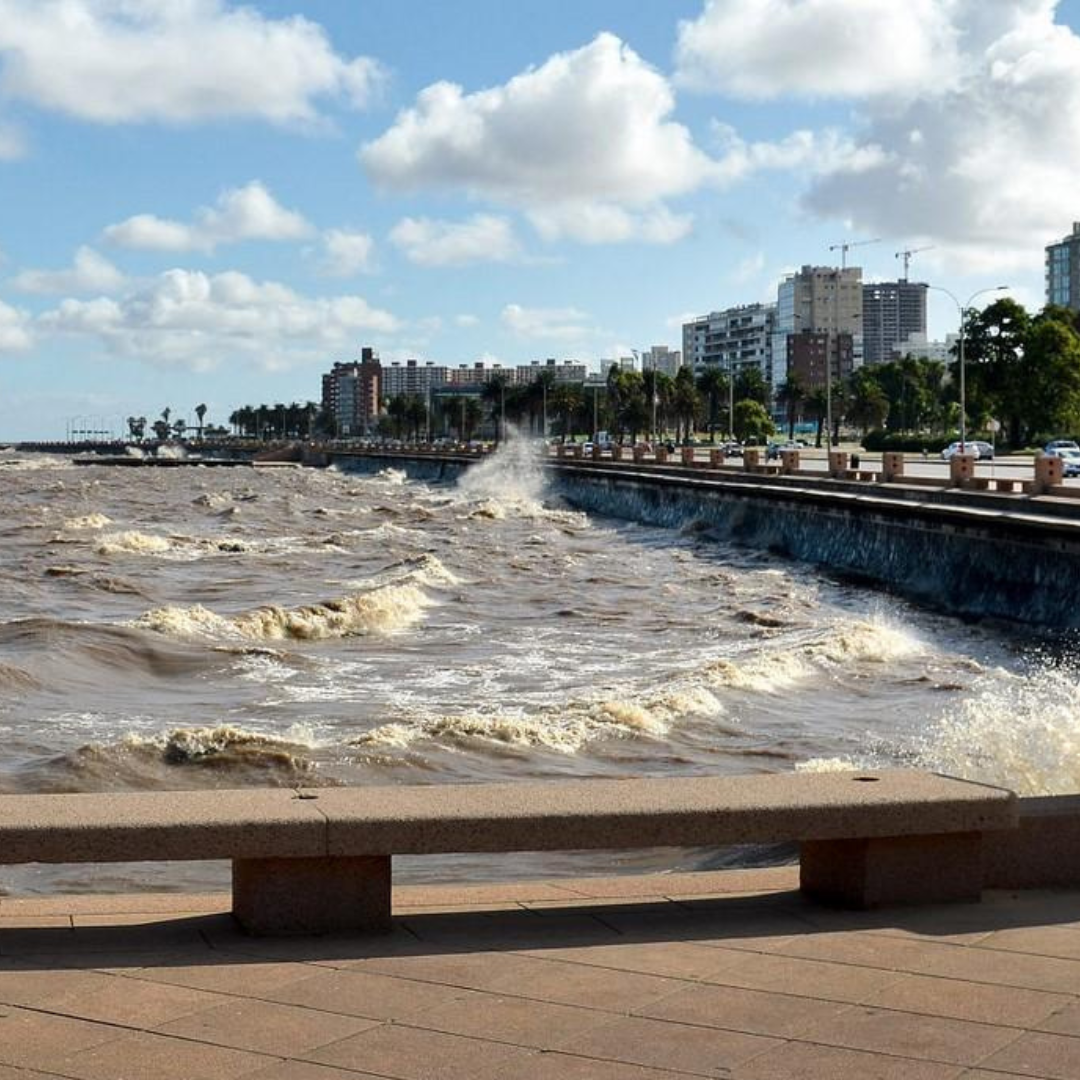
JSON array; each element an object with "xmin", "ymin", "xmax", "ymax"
[
  {"xmin": 232, "ymin": 855, "xmax": 392, "ymax": 935},
  {"xmin": 800, "ymin": 833, "xmax": 983, "ymax": 908}
]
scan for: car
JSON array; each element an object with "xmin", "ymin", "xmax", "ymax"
[
  {"xmin": 719, "ymin": 441, "xmax": 743, "ymax": 456},
  {"xmin": 1045, "ymin": 446, "xmax": 1080, "ymax": 476},
  {"xmin": 1046, "ymin": 439, "xmax": 1080, "ymax": 454},
  {"xmin": 766, "ymin": 440, "xmax": 802, "ymax": 460},
  {"xmin": 941, "ymin": 441, "xmax": 994, "ymax": 460},
  {"xmin": 581, "ymin": 442, "xmax": 594, "ymax": 455}
]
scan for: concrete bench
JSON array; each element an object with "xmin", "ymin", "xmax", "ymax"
[{"xmin": 0, "ymin": 771, "xmax": 1015, "ymax": 935}]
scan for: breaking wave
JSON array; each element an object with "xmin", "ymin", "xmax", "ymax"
[
  {"xmin": 95, "ymin": 530, "xmax": 250, "ymax": 557},
  {"xmin": 62, "ymin": 513, "xmax": 112, "ymax": 530}
]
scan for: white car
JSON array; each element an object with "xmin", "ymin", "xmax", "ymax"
[
  {"xmin": 1045, "ymin": 446, "xmax": 1080, "ymax": 477},
  {"xmin": 941, "ymin": 441, "xmax": 994, "ymax": 460}
]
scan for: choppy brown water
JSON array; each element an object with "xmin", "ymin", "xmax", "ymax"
[{"xmin": 0, "ymin": 443, "xmax": 1074, "ymax": 894}]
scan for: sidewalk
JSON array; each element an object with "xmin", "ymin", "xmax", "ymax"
[{"xmin": 1, "ymin": 866, "xmax": 1079, "ymax": 1078}]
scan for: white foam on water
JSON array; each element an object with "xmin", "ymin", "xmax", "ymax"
[{"xmin": 61, "ymin": 512, "xmax": 112, "ymax": 530}]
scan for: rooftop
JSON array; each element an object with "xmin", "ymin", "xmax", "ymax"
[{"xmin": 2, "ymin": 867, "xmax": 1079, "ymax": 1078}]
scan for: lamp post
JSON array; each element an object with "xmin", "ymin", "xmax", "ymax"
[{"xmin": 927, "ymin": 285, "xmax": 1009, "ymax": 452}]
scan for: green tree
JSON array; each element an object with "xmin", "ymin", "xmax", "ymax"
[
  {"xmin": 960, "ymin": 298, "xmax": 1030, "ymax": 446},
  {"xmin": 847, "ymin": 369, "xmax": 891, "ymax": 435},
  {"xmin": 734, "ymin": 367, "xmax": 769, "ymax": 407},
  {"xmin": 733, "ymin": 399, "xmax": 775, "ymax": 443},
  {"xmin": 775, "ymin": 374, "xmax": 806, "ymax": 440},
  {"xmin": 695, "ymin": 365, "xmax": 728, "ymax": 443},
  {"xmin": 1016, "ymin": 309, "xmax": 1080, "ymax": 439},
  {"xmin": 671, "ymin": 366, "xmax": 700, "ymax": 444}
]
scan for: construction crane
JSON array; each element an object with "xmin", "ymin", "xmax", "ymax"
[
  {"xmin": 828, "ymin": 237, "xmax": 881, "ymax": 269},
  {"xmin": 895, "ymin": 246, "xmax": 935, "ymax": 282}
]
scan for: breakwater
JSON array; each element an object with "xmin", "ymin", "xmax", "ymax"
[{"xmin": 327, "ymin": 450, "xmax": 1080, "ymax": 629}]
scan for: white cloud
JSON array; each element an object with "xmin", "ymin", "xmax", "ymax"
[
  {"xmin": 0, "ymin": 298, "xmax": 32, "ymax": 350},
  {"xmin": 362, "ymin": 34, "xmax": 713, "ymax": 245},
  {"xmin": 12, "ymin": 246, "xmax": 126, "ymax": 294},
  {"xmin": 0, "ymin": 119, "xmax": 25, "ymax": 159},
  {"xmin": 319, "ymin": 229, "xmax": 375, "ymax": 276},
  {"xmin": 455, "ymin": 313, "xmax": 480, "ymax": 328},
  {"xmin": 102, "ymin": 181, "xmax": 313, "ymax": 253},
  {"xmin": 0, "ymin": 0, "xmax": 382, "ymax": 125},
  {"xmin": 389, "ymin": 214, "xmax": 519, "ymax": 267},
  {"xmin": 41, "ymin": 268, "xmax": 400, "ymax": 370},
  {"xmin": 501, "ymin": 303, "xmax": 593, "ymax": 341},
  {"xmin": 801, "ymin": 2, "xmax": 1080, "ymax": 270},
  {"xmin": 675, "ymin": 0, "xmax": 958, "ymax": 100}
]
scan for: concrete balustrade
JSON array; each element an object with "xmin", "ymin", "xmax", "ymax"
[
  {"xmin": 780, "ymin": 448, "xmax": 800, "ymax": 475},
  {"xmin": 0, "ymin": 771, "xmax": 1018, "ymax": 934},
  {"xmin": 632, "ymin": 445, "xmax": 646, "ymax": 463},
  {"xmin": 882, "ymin": 452, "xmax": 905, "ymax": 482},
  {"xmin": 743, "ymin": 448, "xmax": 761, "ymax": 469},
  {"xmin": 1034, "ymin": 451, "xmax": 1064, "ymax": 493},
  {"xmin": 681, "ymin": 447, "xmax": 695, "ymax": 466},
  {"xmin": 948, "ymin": 452, "xmax": 977, "ymax": 486},
  {"xmin": 654, "ymin": 446, "xmax": 668, "ymax": 463},
  {"xmin": 828, "ymin": 450, "xmax": 849, "ymax": 478},
  {"xmin": 709, "ymin": 449, "xmax": 725, "ymax": 467}
]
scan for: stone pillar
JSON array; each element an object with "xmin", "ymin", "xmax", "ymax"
[
  {"xmin": 591, "ymin": 443, "xmax": 602, "ymax": 460},
  {"xmin": 233, "ymin": 855, "xmax": 393, "ymax": 935},
  {"xmin": 742, "ymin": 448, "xmax": 761, "ymax": 470},
  {"xmin": 681, "ymin": 447, "xmax": 695, "ymax": 467},
  {"xmin": 556, "ymin": 444, "xmax": 568, "ymax": 459},
  {"xmin": 780, "ymin": 449, "xmax": 800, "ymax": 475},
  {"xmin": 949, "ymin": 453, "xmax": 977, "ymax": 487},
  {"xmin": 571, "ymin": 444, "xmax": 583, "ymax": 459},
  {"xmin": 882, "ymin": 452, "xmax": 905, "ymax": 482},
  {"xmin": 1034, "ymin": 452, "xmax": 1064, "ymax": 493},
  {"xmin": 801, "ymin": 833, "xmax": 983, "ymax": 909},
  {"xmin": 828, "ymin": 451, "xmax": 849, "ymax": 478},
  {"xmin": 654, "ymin": 446, "xmax": 668, "ymax": 464},
  {"xmin": 632, "ymin": 445, "xmax": 646, "ymax": 463},
  {"xmin": 611, "ymin": 445, "xmax": 623, "ymax": 461},
  {"xmin": 709, "ymin": 449, "xmax": 725, "ymax": 467}
]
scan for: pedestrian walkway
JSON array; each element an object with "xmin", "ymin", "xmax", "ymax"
[{"xmin": 1, "ymin": 866, "xmax": 1079, "ymax": 1078}]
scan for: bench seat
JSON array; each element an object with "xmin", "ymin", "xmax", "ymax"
[{"xmin": 0, "ymin": 770, "xmax": 1016, "ymax": 935}]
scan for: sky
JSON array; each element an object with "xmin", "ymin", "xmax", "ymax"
[{"xmin": 2, "ymin": 0, "xmax": 1080, "ymax": 440}]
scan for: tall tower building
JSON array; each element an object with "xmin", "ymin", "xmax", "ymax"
[
  {"xmin": 321, "ymin": 347, "xmax": 381, "ymax": 436},
  {"xmin": 771, "ymin": 266, "xmax": 862, "ymax": 391},
  {"xmin": 683, "ymin": 303, "xmax": 776, "ymax": 384},
  {"xmin": 1047, "ymin": 223, "xmax": 1080, "ymax": 312},
  {"xmin": 862, "ymin": 281, "xmax": 928, "ymax": 365}
]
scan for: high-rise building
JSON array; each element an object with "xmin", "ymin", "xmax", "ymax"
[
  {"xmin": 683, "ymin": 304, "xmax": 776, "ymax": 384},
  {"xmin": 771, "ymin": 266, "xmax": 862, "ymax": 391},
  {"xmin": 641, "ymin": 345, "xmax": 682, "ymax": 376},
  {"xmin": 1046, "ymin": 222, "xmax": 1080, "ymax": 311},
  {"xmin": 321, "ymin": 347, "xmax": 381, "ymax": 436},
  {"xmin": 381, "ymin": 359, "xmax": 449, "ymax": 398},
  {"xmin": 862, "ymin": 281, "xmax": 928, "ymax": 365}
]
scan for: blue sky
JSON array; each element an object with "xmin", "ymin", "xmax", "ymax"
[{"xmin": 1, "ymin": 0, "xmax": 1079, "ymax": 439}]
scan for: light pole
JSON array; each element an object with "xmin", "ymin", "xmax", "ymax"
[{"xmin": 927, "ymin": 285, "xmax": 1009, "ymax": 452}]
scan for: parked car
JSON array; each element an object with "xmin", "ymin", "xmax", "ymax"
[
  {"xmin": 1046, "ymin": 439, "xmax": 1080, "ymax": 454},
  {"xmin": 766, "ymin": 440, "xmax": 802, "ymax": 460},
  {"xmin": 1045, "ymin": 446, "xmax": 1080, "ymax": 476},
  {"xmin": 719, "ymin": 441, "xmax": 743, "ymax": 456},
  {"xmin": 941, "ymin": 441, "xmax": 994, "ymax": 460}
]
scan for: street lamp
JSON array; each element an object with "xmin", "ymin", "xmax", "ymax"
[{"xmin": 927, "ymin": 285, "xmax": 1009, "ymax": 452}]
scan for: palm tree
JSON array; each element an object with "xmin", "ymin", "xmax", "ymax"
[
  {"xmin": 672, "ymin": 366, "xmax": 700, "ymax": 444},
  {"xmin": 481, "ymin": 374, "xmax": 509, "ymax": 443},
  {"xmin": 806, "ymin": 389, "xmax": 828, "ymax": 449},
  {"xmin": 194, "ymin": 403, "xmax": 207, "ymax": 440},
  {"xmin": 775, "ymin": 375, "xmax": 807, "ymax": 440},
  {"xmin": 696, "ymin": 366, "xmax": 728, "ymax": 443},
  {"xmin": 550, "ymin": 383, "xmax": 582, "ymax": 442}
]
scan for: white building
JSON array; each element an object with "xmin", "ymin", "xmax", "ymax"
[
  {"xmin": 381, "ymin": 359, "xmax": 448, "ymax": 398},
  {"xmin": 641, "ymin": 345, "xmax": 682, "ymax": 377},
  {"xmin": 684, "ymin": 303, "xmax": 776, "ymax": 384}
]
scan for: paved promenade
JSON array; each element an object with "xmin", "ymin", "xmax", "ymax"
[{"xmin": 2, "ymin": 867, "xmax": 1080, "ymax": 1078}]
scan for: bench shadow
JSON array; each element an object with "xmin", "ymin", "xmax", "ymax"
[{"xmin": 2, "ymin": 886, "xmax": 1078, "ymax": 971}]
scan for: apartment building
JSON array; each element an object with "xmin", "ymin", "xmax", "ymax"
[
  {"xmin": 1046, "ymin": 222, "xmax": 1080, "ymax": 312},
  {"xmin": 320, "ymin": 348, "xmax": 381, "ymax": 436},
  {"xmin": 862, "ymin": 281, "xmax": 928, "ymax": 365}
]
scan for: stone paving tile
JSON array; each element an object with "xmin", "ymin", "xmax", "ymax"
[
  {"xmin": 552, "ymin": 867, "xmax": 799, "ymax": 899},
  {"xmin": 481, "ymin": 953, "xmax": 688, "ymax": 1012},
  {"xmin": 699, "ymin": 948, "xmax": 908, "ymax": 1004},
  {"xmin": 1034, "ymin": 1000, "xmax": 1080, "ymax": 1037},
  {"xmin": 129, "ymin": 955, "xmax": 318, "ymax": 996},
  {"xmin": 0, "ymin": 1007, "xmax": 124, "ymax": 1070},
  {"xmin": 264, "ymin": 967, "xmax": 481, "ymax": 1021},
  {"xmin": 411, "ymin": 990, "xmax": 611, "ymax": 1049},
  {"xmin": 485, "ymin": 1049, "xmax": 717, "ymax": 1079},
  {"xmin": 636, "ymin": 982, "xmax": 850, "ymax": 1039},
  {"xmin": 864, "ymin": 973, "xmax": 1071, "ymax": 1029},
  {"xmin": 394, "ymin": 882, "xmax": 571, "ymax": 907},
  {"xmin": 306, "ymin": 1023, "xmax": 533, "ymax": 1079},
  {"xmin": 0, "ymin": 916, "xmax": 71, "ymax": 930},
  {"xmin": 357, "ymin": 949, "xmax": 542, "ymax": 994},
  {"xmin": 736, "ymin": 1041, "xmax": 967, "ymax": 1079},
  {"xmin": 598, "ymin": 907, "xmax": 807, "ymax": 951},
  {"xmin": 554, "ymin": 1012, "xmax": 783, "ymax": 1075},
  {"xmin": 771, "ymin": 928, "xmax": 968, "ymax": 972},
  {"xmin": 0, "ymin": 894, "xmax": 228, "ymax": 917},
  {"xmin": 977, "ymin": 1030, "xmax": 1080, "ymax": 1080},
  {"xmin": 400, "ymin": 910, "xmax": 617, "ymax": 951},
  {"xmin": 48, "ymin": 1030, "xmax": 274, "ymax": 1080},
  {"xmin": 977, "ymin": 924, "xmax": 1080, "ymax": 961},
  {"xmin": 913, "ymin": 941, "xmax": 1080, "ymax": 995},
  {"xmin": 30, "ymin": 971, "xmax": 226, "ymax": 1028},
  {"xmin": 796, "ymin": 1005, "xmax": 1022, "ymax": 1067},
  {"xmin": 516, "ymin": 938, "xmax": 750, "ymax": 980},
  {"xmin": 0, "ymin": 964, "xmax": 109, "ymax": 1009},
  {"xmin": 244, "ymin": 1061, "xmax": 386, "ymax": 1080},
  {"xmin": 156, "ymin": 998, "xmax": 379, "ymax": 1057}
]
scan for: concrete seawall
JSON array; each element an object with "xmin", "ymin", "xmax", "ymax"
[{"xmin": 326, "ymin": 451, "xmax": 1079, "ymax": 629}]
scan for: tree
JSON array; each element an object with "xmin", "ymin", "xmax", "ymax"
[
  {"xmin": 672, "ymin": 366, "xmax": 700, "ymax": 444},
  {"xmin": 1016, "ymin": 309, "xmax": 1080, "ymax": 439},
  {"xmin": 194, "ymin": 403, "xmax": 207, "ymax": 440},
  {"xmin": 151, "ymin": 419, "xmax": 171, "ymax": 441},
  {"xmin": 775, "ymin": 375, "xmax": 806, "ymax": 440},
  {"xmin": 733, "ymin": 399, "xmax": 775, "ymax": 444},
  {"xmin": 126, "ymin": 416, "xmax": 146, "ymax": 442},
  {"xmin": 172, "ymin": 418, "xmax": 187, "ymax": 441},
  {"xmin": 805, "ymin": 389, "xmax": 828, "ymax": 448},
  {"xmin": 695, "ymin": 366, "xmax": 728, "ymax": 443},
  {"xmin": 959, "ymin": 298, "xmax": 1030, "ymax": 446},
  {"xmin": 549, "ymin": 382, "xmax": 582, "ymax": 441},
  {"xmin": 481, "ymin": 374, "xmax": 509, "ymax": 443},
  {"xmin": 846, "ymin": 368, "xmax": 890, "ymax": 435},
  {"xmin": 734, "ymin": 367, "xmax": 769, "ymax": 407}
]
